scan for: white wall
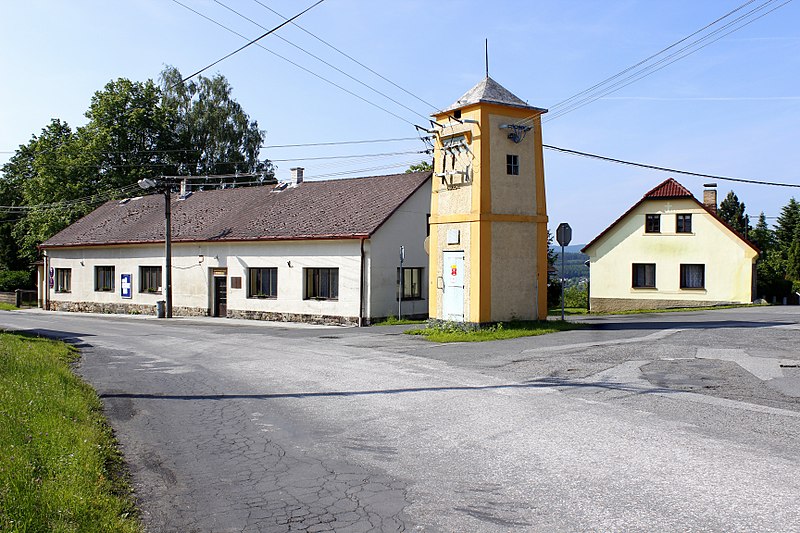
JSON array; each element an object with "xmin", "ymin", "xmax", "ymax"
[
  {"xmin": 45, "ymin": 239, "xmax": 364, "ymax": 319},
  {"xmin": 367, "ymin": 182, "xmax": 431, "ymax": 319}
]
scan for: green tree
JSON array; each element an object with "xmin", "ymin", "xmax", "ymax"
[
  {"xmin": 748, "ymin": 212, "xmax": 773, "ymax": 253},
  {"xmin": 82, "ymin": 77, "xmax": 177, "ymax": 188},
  {"xmin": 406, "ymin": 161, "xmax": 433, "ymax": 173},
  {"xmin": 1, "ymin": 69, "xmax": 274, "ymax": 265},
  {"xmin": 159, "ymin": 66, "xmax": 271, "ymax": 178},
  {"xmin": 775, "ymin": 198, "xmax": 800, "ymax": 252},
  {"xmin": 787, "ymin": 226, "xmax": 800, "ymax": 281},
  {"xmin": 718, "ymin": 190, "xmax": 748, "ymax": 234},
  {"xmin": 4, "ymin": 120, "xmax": 102, "ymax": 264}
]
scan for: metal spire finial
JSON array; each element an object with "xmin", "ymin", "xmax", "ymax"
[{"xmin": 485, "ymin": 39, "xmax": 489, "ymax": 78}]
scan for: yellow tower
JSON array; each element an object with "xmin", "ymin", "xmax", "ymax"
[{"xmin": 428, "ymin": 77, "xmax": 548, "ymax": 324}]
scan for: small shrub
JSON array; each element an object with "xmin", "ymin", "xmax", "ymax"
[{"xmin": 0, "ymin": 270, "xmax": 33, "ymax": 292}]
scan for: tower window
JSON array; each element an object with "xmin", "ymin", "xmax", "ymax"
[{"xmin": 506, "ymin": 154, "xmax": 519, "ymax": 175}]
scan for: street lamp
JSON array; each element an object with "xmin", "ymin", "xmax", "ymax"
[{"xmin": 138, "ymin": 177, "xmax": 173, "ymax": 318}]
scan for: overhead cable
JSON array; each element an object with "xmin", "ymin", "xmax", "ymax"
[
  {"xmin": 544, "ymin": 144, "xmax": 800, "ymax": 188},
  {"xmin": 177, "ymin": 0, "xmax": 326, "ymax": 85}
]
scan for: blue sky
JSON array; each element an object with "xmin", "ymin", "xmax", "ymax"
[{"xmin": 2, "ymin": 0, "xmax": 798, "ymax": 243}]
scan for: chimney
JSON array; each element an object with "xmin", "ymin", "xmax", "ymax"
[
  {"xmin": 180, "ymin": 178, "xmax": 190, "ymax": 196},
  {"xmin": 290, "ymin": 167, "xmax": 304, "ymax": 186},
  {"xmin": 703, "ymin": 182, "xmax": 717, "ymax": 214}
]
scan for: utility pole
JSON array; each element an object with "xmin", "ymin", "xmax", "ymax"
[
  {"xmin": 398, "ymin": 245, "xmax": 405, "ymax": 320},
  {"xmin": 164, "ymin": 184, "xmax": 173, "ymax": 318},
  {"xmin": 138, "ymin": 177, "xmax": 174, "ymax": 318}
]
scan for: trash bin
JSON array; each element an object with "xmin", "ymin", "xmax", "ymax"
[{"xmin": 156, "ymin": 300, "xmax": 166, "ymax": 318}]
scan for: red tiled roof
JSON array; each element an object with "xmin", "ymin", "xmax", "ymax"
[
  {"xmin": 42, "ymin": 171, "xmax": 431, "ymax": 248},
  {"xmin": 643, "ymin": 178, "xmax": 693, "ymax": 198}
]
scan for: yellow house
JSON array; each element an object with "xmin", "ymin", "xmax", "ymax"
[
  {"xmin": 582, "ymin": 178, "xmax": 759, "ymax": 312},
  {"xmin": 428, "ymin": 77, "xmax": 549, "ymax": 324}
]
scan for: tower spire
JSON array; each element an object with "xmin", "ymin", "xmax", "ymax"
[{"xmin": 485, "ymin": 39, "xmax": 489, "ymax": 78}]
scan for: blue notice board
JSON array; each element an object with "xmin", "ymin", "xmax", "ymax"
[{"xmin": 120, "ymin": 273, "xmax": 132, "ymax": 299}]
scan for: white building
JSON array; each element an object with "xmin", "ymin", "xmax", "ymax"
[{"xmin": 39, "ymin": 170, "xmax": 432, "ymax": 325}]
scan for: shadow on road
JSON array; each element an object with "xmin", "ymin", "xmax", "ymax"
[
  {"xmin": 4, "ymin": 328, "xmax": 95, "ymax": 348},
  {"xmin": 100, "ymin": 377, "xmax": 676, "ymax": 402}
]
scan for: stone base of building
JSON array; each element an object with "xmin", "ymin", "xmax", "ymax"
[
  {"xmin": 47, "ymin": 301, "xmax": 364, "ymax": 326},
  {"xmin": 226, "ymin": 309, "xmax": 358, "ymax": 327},
  {"xmin": 48, "ymin": 301, "xmax": 209, "ymax": 317},
  {"xmin": 590, "ymin": 297, "xmax": 745, "ymax": 313}
]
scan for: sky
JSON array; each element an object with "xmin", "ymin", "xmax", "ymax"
[{"xmin": 1, "ymin": 0, "xmax": 799, "ymax": 244}]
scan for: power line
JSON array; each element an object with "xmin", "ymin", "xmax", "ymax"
[
  {"xmin": 541, "ymin": 0, "xmax": 793, "ymax": 124},
  {"xmin": 269, "ymin": 150, "xmax": 427, "ymax": 163},
  {"xmin": 544, "ymin": 144, "xmax": 800, "ymax": 188},
  {"xmin": 171, "ymin": 0, "xmax": 420, "ymax": 127},
  {"xmin": 514, "ymin": 0, "xmax": 792, "ymax": 128},
  {"xmin": 214, "ymin": 0, "xmax": 431, "ymax": 122},
  {"xmin": 250, "ymin": 0, "xmax": 440, "ymax": 112},
  {"xmin": 178, "ymin": 0, "xmax": 326, "ymax": 85}
]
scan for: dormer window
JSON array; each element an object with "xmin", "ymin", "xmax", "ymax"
[{"xmin": 645, "ymin": 214, "xmax": 661, "ymax": 233}]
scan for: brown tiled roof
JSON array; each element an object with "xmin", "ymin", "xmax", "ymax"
[
  {"xmin": 643, "ymin": 178, "xmax": 693, "ymax": 198},
  {"xmin": 581, "ymin": 177, "xmax": 759, "ymax": 254},
  {"xmin": 42, "ymin": 171, "xmax": 431, "ymax": 248}
]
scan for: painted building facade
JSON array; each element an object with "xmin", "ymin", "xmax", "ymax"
[
  {"xmin": 39, "ymin": 171, "xmax": 431, "ymax": 325},
  {"xmin": 582, "ymin": 179, "xmax": 759, "ymax": 312},
  {"xmin": 428, "ymin": 77, "xmax": 549, "ymax": 324}
]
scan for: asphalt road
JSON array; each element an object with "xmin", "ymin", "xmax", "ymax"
[{"xmin": 1, "ymin": 306, "xmax": 799, "ymax": 532}]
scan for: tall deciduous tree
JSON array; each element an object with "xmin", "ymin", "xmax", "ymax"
[
  {"xmin": 718, "ymin": 190, "xmax": 748, "ymax": 235},
  {"xmin": 159, "ymin": 66, "xmax": 271, "ymax": 177}
]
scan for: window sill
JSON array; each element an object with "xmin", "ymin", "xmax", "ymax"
[
  {"xmin": 248, "ymin": 296, "xmax": 277, "ymax": 300},
  {"xmin": 680, "ymin": 287, "xmax": 706, "ymax": 292},
  {"xmin": 631, "ymin": 287, "xmax": 657, "ymax": 291},
  {"xmin": 140, "ymin": 291, "xmax": 163, "ymax": 295},
  {"xmin": 95, "ymin": 289, "xmax": 114, "ymax": 292},
  {"xmin": 304, "ymin": 297, "xmax": 338, "ymax": 301},
  {"xmin": 55, "ymin": 291, "xmax": 71, "ymax": 294}
]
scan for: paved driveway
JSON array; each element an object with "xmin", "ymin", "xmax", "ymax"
[{"xmin": 1, "ymin": 307, "xmax": 799, "ymax": 532}]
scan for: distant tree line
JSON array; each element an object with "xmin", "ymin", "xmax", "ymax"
[{"xmin": 0, "ymin": 66, "xmax": 273, "ymax": 273}]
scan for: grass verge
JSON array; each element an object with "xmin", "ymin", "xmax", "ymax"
[
  {"xmin": 406, "ymin": 320, "xmax": 581, "ymax": 343},
  {"xmin": 0, "ymin": 332, "xmax": 141, "ymax": 532},
  {"xmin": 0, "ymin": 303, "xmax": 19, "ymax": 311}
]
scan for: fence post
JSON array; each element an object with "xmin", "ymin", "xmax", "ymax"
[{"xmin": 15, "ymin": 289, "xmax": 21, "ymax": 308}]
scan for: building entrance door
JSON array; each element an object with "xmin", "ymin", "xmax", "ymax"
[
  {"xmin": 442, "ymin": 250, "xmax": 465, "ymax": 322},
  {"xmin": 213, "ymin": 275, "xmax": 227, "ymax": 317}
]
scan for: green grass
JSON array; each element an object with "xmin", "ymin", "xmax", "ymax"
[
  {"xmin": 371, "ymin": 316, "xmax": 427, "ymax": 326},
  {"xmin": 0, "ymin": 303, "xmax": 19, "ymax": 311},
  {"xmin": 0, "ymin": 332, "xmax": 141, "ymax": 532},
  {"xmin": 406, "ymin": 320, "xmax": 581, "ymax": 343}
]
